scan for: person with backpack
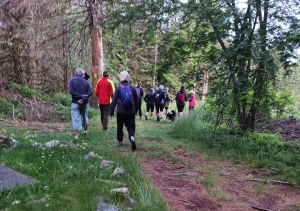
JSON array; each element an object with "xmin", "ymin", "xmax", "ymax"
[
  {"xmin": 69, "ymin": 68, "xmax": 93, "ymax": 139},
  {"xmin": 154, "ymin": 84, "xmax": 165, "ymax": 121},
  {"xmin": 110, "ymin": 71, "xmax": 138, "ymax": 151},
  {"xmin": 144, "ymin": 88, "xmax": 155, "ymax": 120},
  {"xmin": 135, "ymin": 81, "xmax": 144, "ymax": 119},
  {"xmin": 95, "ymin": 71, "xmax": 115, "ymax": 132},
  {"xmin": 188, "ymin": 90, "xmax": 197, "ymax": 112},
  {"xmin": 175, "ymin": 85, "xmax": 188, "ymax": 117},
  {"xmin": 163, "ymin": 87, "xmax": 172, "ymax": 117}
]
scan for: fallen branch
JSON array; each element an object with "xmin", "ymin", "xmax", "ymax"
[
  {"xmin": 161, "ymin": 188, "xmax": 180, "ymax": 190},
  {"xmin": 232, "ymin": 177, "xmax": 293, "ymax": 185},
  {"xmin": 249, "ymin": 205, "xmax": 273, "ymax": 211}
]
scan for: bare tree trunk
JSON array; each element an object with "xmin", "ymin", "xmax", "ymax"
[
  {"xmin": 90, "ymin": 26, "xmax": 103, "ymax": 107},
  {"xmin": 153, "ymin": 35, "xmax": 158, "ymax": 86},
  {"xmin": 202, "ymin": 70, "xmax": 209, "ymax": 101},
  {"xmin": 63, "ymin": 20, "xmax": 69, "ymax": 94}
]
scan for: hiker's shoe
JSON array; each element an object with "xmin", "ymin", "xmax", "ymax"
[
  {"xmin": 130, "ymin": 136, "xmax": 136, "ymax": 151},
  {"xmin": 74, "ymin": 135, "xmax": 78, "ymax": 140},
  {"xmin": 103, "ymin": 129, "xmax": 109, "ymax": 132},
  {"xmin": 145, "ymin": 115, "xmax": 148, "ymax": 120},
  {"xmin": 117, "ymin": 142, "xmax": 124, "ymax": 147},
  {"xmin": 157, "ymin": 117, "xmax": 160, "ymax": 122},
  {"xmin": 83, "ymin": 131, "xmax": 88, "ymax": 136},
  {"xmin": 140, "ymin": 116, "xmax": 142, "ymax": 119}
]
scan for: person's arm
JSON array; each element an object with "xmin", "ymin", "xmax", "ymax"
[
  {"xmin": 110, "ymin": 86, "xmax": 119, "ymax": 116},
  {"xmin": 144, "ymin": 94, "xmax": 148, "ymax": 103},
  {"xmin": 141, "ymin": 88, "xmax": 144, "ymax": 98},
  {"xmin": 131, "ymin": 86, "xmax": 139, "ymax": 112},
  {"xmin": 185, "ymin": 92, "xmax": 188, "ymax": 101},
  {"xmin": 175, "ymin": 92, "xmax": 178, "ymax": 101},
  {"xmin": 189, "ymin": 95, "xmax": 193, "ymax": 102},
  {"xmin": 95, "ymin": 80, "xmax": 100, "ymax": 97}
]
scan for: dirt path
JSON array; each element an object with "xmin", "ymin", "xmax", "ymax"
[{"xmin": 140, "ymin": 148, "xmax": 300, "ymax": 211}]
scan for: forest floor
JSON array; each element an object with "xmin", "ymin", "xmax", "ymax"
[
  {"xmin": 2, "ymin": 115, "xmax": 300, "ymax": 211},
  {"xmin": 140, "ymin": 117, "xmax": 300, "ymax": 211}
]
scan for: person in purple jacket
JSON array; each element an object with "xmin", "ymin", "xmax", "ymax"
[
  {"xmin": 110, "ymin": 71, "xmax": 139, "ymax": 151},
  {"xmin": 69, "ymin": 68, "xmax": 93, "ymax": 140}
]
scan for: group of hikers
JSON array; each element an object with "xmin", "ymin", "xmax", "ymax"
[{"xmin": 68, "ymin": 68, "xmax": 197, "ymax": 151}]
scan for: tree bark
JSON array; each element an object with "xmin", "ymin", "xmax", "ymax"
[{"xmin": 90, "ymin": 26, "xmax": 103, "ymax": 107}]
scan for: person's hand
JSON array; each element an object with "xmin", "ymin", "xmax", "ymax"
[
  {"xmin": 83, "ymin": 94, "xmax": 88, "ymax": 97},
  {"xmin": 78, "ymin": 99, "xmax": 83, "ymax": 104}
]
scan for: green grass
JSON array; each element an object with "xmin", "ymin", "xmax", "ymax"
[
  {"xmin": 170, "ymin": 107, "xmax": 300, "ymax": 187},
  {"xmin": 0, "ymin": 116, "xmax": 170, "ymax": 211}
]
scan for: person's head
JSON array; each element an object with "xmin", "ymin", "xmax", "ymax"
[
  {"xmin": 180, "ymin": 85, "xmax": 185, "ymax": 90},
  {"xmin": 103, "ymin": 71, "xmax": 109, "ymax": 78},
  {"xmin": 150, "ymin": 88, "xmax": 154, "ymax": 92},
  {"xmin": 137, "ymin": 81, "xmax": 142, "ymax": 87},
  {"xmin": 119, "ymin": 71, "xmax": 130, "ymax": 82},
  {"xmin": 76, "ymin": 68, "xmax": 85, "ymax": 76},
  {"xmin": 164, "ymin": 87, "xmax": 169, "ymax": 93},
  {"xmin": 190, "ymin": 90, "xmax": 194, "ymax": 95},
  {"xmin": 159, "ymin": 84, "xmax": 164, "ymax": 90}
]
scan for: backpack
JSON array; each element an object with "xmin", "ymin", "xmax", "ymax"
[
  {"xmin": 177, "ymin": 91, "xmax": 185, "ymax": 103},
  {"xmin": 155, "ymin": 91, "xmax": 161, "ymax": 104},
  {"xmin": 119, "ymin": 84, "xmax": 134, "ymax": 109}
]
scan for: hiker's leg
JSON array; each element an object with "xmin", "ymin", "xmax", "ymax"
[
  {"xmin": 116, "ymin": 113, "xmax": 125, "ymax": 143},
  {"xmin": 125, "ymin": 114, "xmax": 136, "ymax": 140},
  {"xmin": 71, "ymin": 103, "xmax": 82, "ymax": 132},
  {"xmin": 150, "ymin": 105, "xmax": 154, "ymax": 117},
  {"xmin": 103, "ymin": 105, "xmax": 110, "ymax": 130},
  {"xmin": 138, "ymin": 101, "xmax": 142, "ymax": 117},
  {"xmin": 159, "ymin": 104, "xmax": 164, "ymax": 118},
  {"xmin": 99, "ymin": 104, "xmax": 104, "ymax": 127}
]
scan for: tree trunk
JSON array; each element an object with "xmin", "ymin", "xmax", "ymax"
[
  {"xmin": 90, "ymin": 26, "xmax": 103, "ymax": 107},
  {"xmin": 202, "ymin": 70, "xmax": 209, "ymax": 101}
]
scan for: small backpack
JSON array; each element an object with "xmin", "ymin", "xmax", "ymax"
[
  {"xmin": 155, "ymin": 91, "xmax": 161, "ymax": 104},
  {"xmin": 177, "ymin": 91, "xmax": 185, "ymax": 103},
  {"xmin": 119, "ymin": 84, "xmax": 134, "ymax": 109}
]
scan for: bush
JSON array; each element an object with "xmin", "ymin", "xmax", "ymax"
[
  {"xmin": 0, "ymin": 98, "xmax": 13, "ymax": 117},
  {"xmin": 51, "ymin": 93, "xmax": 71, "ymax": 107}
]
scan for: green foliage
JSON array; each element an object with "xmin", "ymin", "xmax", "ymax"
[
  {"xmin": 51, "ymin": 93, "xmax": 71, "ymax": 107},
  {"xmin": 170, "ymin": 113, "xmax": 300, "ymax": 187},
  {"xmin": 272, "ymin": 90, "xmax": 294, "ymax": 117},
  {"xmin": 0, "ymin": 98, "xmax": 13, "ymax": 117},
  {"xmin": 10, "ymin": 83, "xmax": 44, "ymax": 99}
]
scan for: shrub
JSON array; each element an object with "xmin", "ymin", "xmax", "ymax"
[
  {"xmin": 51, "ymin": 93, "xmax": 71, "ymax": 107},
  {"xmin": 10, "ymin": 83, "xmax": 43, "ymax": 99},
  {"xmin": 0, "ymin": 98, "xmax": 13, "ymax": 117}
]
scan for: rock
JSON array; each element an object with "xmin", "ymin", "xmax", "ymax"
[
  {"xmin": 44, "ymin": 140, "xmax": 60, "ymax": 148},
  {"xmin": 96, "ymin": 201, "xmax": 121, "ymax": 211},
  {"xmin": 0, "ymin": 135, "xmax": 10, "ymax": 147},
  {"xmin": 111, "ymin": 167, "xmax": 127, "ymax": 177},
  {"xmin": 98, "ymin": 179, "xmax": 127, "ymax": 186},
  {"xmin": 31, "ymin": 142, "xmax": 43, "ymax": 147},
  {"xmin": 184, "ymin": 152, "xmax": 193, "ymax": 157},
  {"xmin": 110, "ymin": 187, "xmax": 129, "ymax": 197},
  {"xmin": 85, "ymin": 151, "xmax": 96, "ymax": 159},
  {"xmin": 100, "ymin": 160, "xmax": 114, "ymax": 168},
  {"xmin": 125, "ymin": 197, "xmax": 135, "ymax": 208},
  {"xmin": 59, "ymin": 140, "xmax": 77, "ymax": 149}
]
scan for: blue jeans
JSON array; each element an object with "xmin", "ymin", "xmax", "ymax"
[{"xmin": 71, "ymin": 103, "xmax": 88, "ymax": 130}]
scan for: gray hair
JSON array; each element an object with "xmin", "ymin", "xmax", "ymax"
[
  {"xmin": 159, "ymin": 84, "xmax": 164, "ymax": 90},
  {"xmin": 119, "ymin": 71, "xmax": 130, "ymax": 82},
  {"xmin": 76, "ymin": 68, "xmax": 85, "ymax": 76}
]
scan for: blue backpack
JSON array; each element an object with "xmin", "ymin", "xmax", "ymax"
[{"xmin": 119, "ymin": 84, "xmax": 134, "ymax": 109}]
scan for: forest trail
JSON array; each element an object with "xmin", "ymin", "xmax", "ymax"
[{"xmin": 140, "ymin": 147, "xmax": 300, "ymax": 211}]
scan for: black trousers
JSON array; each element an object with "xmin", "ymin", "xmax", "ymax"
[
  {"xmin": 116, "ymin": 113, "xmax": 135, "ymax": 142},
  {"xmin": 99, "ymin": 104, "xmax": 110, "ymax": 130},
  {"xmin": 135, "ymin": 100, "xmax": 142, "ymax": 117}
]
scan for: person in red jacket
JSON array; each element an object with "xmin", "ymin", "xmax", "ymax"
[{"xmin": 95, "ymin": 71, "xmax": 115, "ymax": 131}]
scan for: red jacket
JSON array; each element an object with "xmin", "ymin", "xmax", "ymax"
[{"xmin": 95, "ymin": 77, "xmax": 115, "ymax": 105}]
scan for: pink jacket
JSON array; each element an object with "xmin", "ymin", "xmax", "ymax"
[{"xmin": 189, "ymin": 95, "xmax": 197, "ymax": 107}]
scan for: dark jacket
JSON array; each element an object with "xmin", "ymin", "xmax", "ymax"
[
  {"xmin": 144, "ymin": 92, "xmax": 155, "ymax": 105},
  {"xmin": 175, "ymin": 89, "xmax": 188, "ymax": 106},
  {"xmin": 136, "ymin": 86, "xmax": 144, "ymax": 102},
  {"xmin": 69, "ymin": 75, "xmax": 93, "ymax": 104},
  {"xmin": 154, "ymin": 88, "xmax": 165, "ymax": 105},
  {"xmin": 110, "ymin": 81, "xmax": 139, "ymax": 115}
]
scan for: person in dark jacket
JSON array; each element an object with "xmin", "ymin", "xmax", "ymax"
[
  {"xmin": 154, "ymin": 84, "xmax": 165, "ymax": 121},
  {"xmin": 69, "ymin": 68, "xmax": 93, "ymax": 139},
  {"xmin": 175, "ymin": 85, "xmax": 188, "ymax": 117},
  {"xmin": 110, "ymin": 71, "xmax": 138, "ymax": 150},
  {"xmin": 135, "ymin": 81, "xmax": 144, "ymax": 119},
  {"xmin": 144, "ymin": 88, "xmax": 155, "ymax": 120}
]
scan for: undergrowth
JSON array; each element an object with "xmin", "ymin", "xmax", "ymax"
[{"xmin": 170, "ymin": 108, "xmax": 300, "ymax": 187}]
